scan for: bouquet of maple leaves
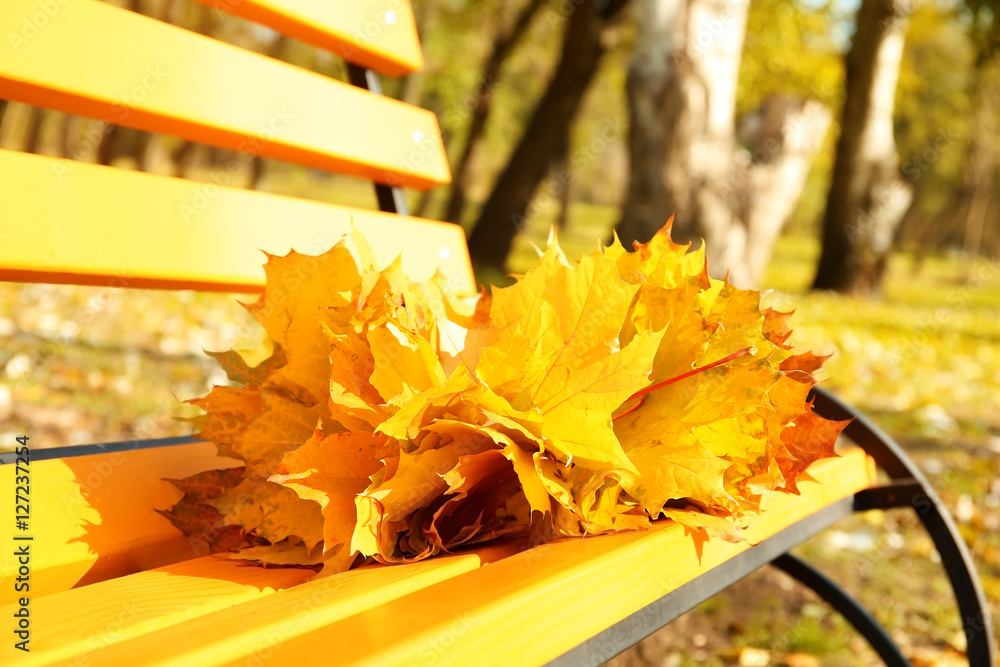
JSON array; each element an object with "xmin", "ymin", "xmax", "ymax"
[{"xmin": 164, "ymin": 223, "xmax": 848, "ymax": 575}]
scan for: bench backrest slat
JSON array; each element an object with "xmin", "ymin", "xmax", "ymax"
[
  {"xmin": 0, "ymin": 0, "xmax": 450, "ymax": 189},
  {"xmin": 195, "ymin": 0, "xmax": 425, "ymax": 76},
  {"xmin": 0, "ymin": 150, "xmax": 474, "ymax": 293}
]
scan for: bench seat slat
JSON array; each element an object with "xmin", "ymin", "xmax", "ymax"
[
  {"xmin": 0, "ymin": 150, "xmax": 474, "ymax": 294},
  {"xmin": 0, "ymin": 441, "xmax": 237, "ymax": 604},
  {"xmin": 65, "ymin": 451, "xmax": 876, "ymax": 667},
  {"xmin": 49, "ymin": 554, "xmax": 486, "ymax": 667},
  {"xmin": 273, "ymin": 450, "xmax": 876, "ymax": 667},
  {"xmin": 195, "ymin": 0, "xmax": 424, "ymax": 76},
  {"xmin": 0, "ymin": 0, "xmax": 450, "ymax": 189},
  {"xmin": 0, "ymin": 557, "xmax": 314, "ymax": 667}
]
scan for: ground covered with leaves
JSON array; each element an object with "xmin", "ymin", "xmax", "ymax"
[{"xmin": 2, "ymin": 212, "xmax": 998, "ymax": 664}]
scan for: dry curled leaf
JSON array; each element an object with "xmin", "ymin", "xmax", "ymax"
[{"xmin": 165, "ymin": 222, "xmax": 847, "ymax": 573}]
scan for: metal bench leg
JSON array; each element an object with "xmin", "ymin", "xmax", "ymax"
[
  {"xmin": 345, "ymin": 63, "xmax": 410, "ymax": 216},
  {"xmin": 811, "ymin": 387, "xmax": 997, "ymax": 666},
  {"xmin": 771, "ymin": 553, "xmax": 909, "ymax": 667}
]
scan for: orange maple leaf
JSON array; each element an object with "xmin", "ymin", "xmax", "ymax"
[{"xmin": 165, "ymin": 223, "xmax": 848, "ymax": 572}]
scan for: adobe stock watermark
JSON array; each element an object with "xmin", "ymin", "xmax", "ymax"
[
  {"xmin": 7, "ymin": 0, "xmax": 71, "ymax": 53},
  {"xmin": 679, "ymin": 0, "xmax": 749, "ymax": 62},
  {"xmin": 881, "ymin": 256, "xmax": 998, "ymax": 372},
  {"xmin": 878, "ymin": 0, "xmax": 924, "ymax": 35},
  {"xmin": 845, "ymin": 126, "xmax": 959, "ymax": 246},
  {"xmin": 440, "ymin": 74, "xmax": 500, "ymax": 134},
  {"xmin": 511, "ymin": 115, "xmax": 626, "ymax": 234},
  {"xmin": 409, "ymin": 613, "xmax": 473, "ymax": 666},
  {"xmin": 178, "ymin": 106, "xmax": 296, "ymax": 223},
  {"xmin": 48, "ymin": 600, "xmax": 143, "ymax": 667},
  {"xmin": 51, "ymin": 64, "xmax": 171, "ymax": 182},
  {"xmin": 900, "ymin": 126, "xmax": 960, "ymax": 183}
]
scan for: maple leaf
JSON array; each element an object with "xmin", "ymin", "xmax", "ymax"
[
  {"xmin": 166, "ymin": 223, "xmax": 849, "ymax": 573},
  {"xmin": 159, "ymin": 468, "xmax": 253, "ymax": 555},
  {"xmin": 271, "ymin": 428, "xmax": 396, "ymax": 554},
  {"xmin": 207, "ymin": 345, "xmax": 287, "ymax": 386},
  {"xmin": 777, "ymin": 409, "xmax": 850, "ymax": 493},
  {"xmin": 479, "ymin": 246, "xmax": 663, "ymax": 471}
]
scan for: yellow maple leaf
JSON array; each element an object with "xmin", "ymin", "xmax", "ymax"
[{"xmin": 166, "ymin": 223, "xmax": 848, "ymax": 572}]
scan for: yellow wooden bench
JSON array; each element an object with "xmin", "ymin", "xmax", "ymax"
[{"xmin": 0, "ymin": 1, "xmax": 994, "ymax": 664}]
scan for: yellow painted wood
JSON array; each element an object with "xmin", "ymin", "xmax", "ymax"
[
  {"xmin": 228, "ymin": 451, "xmax": 874, "ymax": 666},
  {"xmin": 0, "ymin": 0, "xmax": 450, "ymax": 189},
  {"xmin": 0, "ymin": 150, "xmax": 474, "ymax": 295},
  {"xmin": 44, "ymin": 451, "xmax": 875, "ymax": 666},
  {"xmin": 68, "ymin": 553, "xmax": 485, "ymax": 666},
  {"xmin": 0, "ymin": 442, "xmax": 241, "ymax": 604},
  {"xmin": 195, "ymin": 0, "xmax": 424, "ymax": 75},
  {"xmin": 0, "ymin": 556, "xmax": 314, "ymax": 666}
]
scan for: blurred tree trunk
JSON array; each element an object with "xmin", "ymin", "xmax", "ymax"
[
  {"xmin": 400, "ymin": 0, "xmax": 441, "ymax": 106},
  {"xmin": 96, "ymin": 124, "xmax": 120, "ymax": 165},
  {"xmin": 170, "ymin": 0, "xmax": 220, "ymax": 178},
  {"xmin": 23, "ymin": 107, "xmax": 43, "ymax": 153},
  {"xmin": 467, "ymin": 0, "xmax": 629, "ymax": 272},
  {"xmin": 443, "ymin": 0, "xmax": 547, "ymax": 224},
  {"xmin": 812, "ymin": 0, "xmax": 912, "ymax": 294},
  {"xmin": 615, "ymin": 0, "xmax": 830, "ymax": 287},
  {"xmin": 1, "ymin": 103, "xmax": 43, "ymax": 153},
  {"xmin": 56, "ymin": 113, "xmax": 74, "ymax": 158},
  {"xmin": 960, "ymin": 64, "xmax": 1000, "ymax": 279},
  {"xmin": 554, "ymin": 142, "xmax": 571, "ymax": 228},
  {"xmin": 248, "ymin": 34, "xmax": 289, "ymax": 189}
]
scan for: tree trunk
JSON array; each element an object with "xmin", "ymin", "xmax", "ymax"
[
  {"xmin": 0, "ymin": 103, "xmax": 40, "ymax": 152},
  {"xmin": 615, "ymin": 0, "xmax": 687, "ymax": 245},
  {"xmin": 554, "ymin": 142, "xmax": 571, "ymax": 228},
  {"xmin": 247, "ymin": 35, "xmax": 289, "ymax": 190},
  {"xmin": 399, "ymin": 0, "xmax": 441, "ymax": 106},
  {"xmin": 616, "ymin": 0, "xmax": 830, "ymax": 287},
  {"xmin": 442, "ymin": 0, "xmax": 547, "ymax": 225},
  {"xmin": 811, "ymin": 0, "xmax": 912, "ymax": 294},
  {"xmin": 960, "ymin": 64, "xmax": 1000, "ymax": 280},
  {"xmin": 467, "ymin": 0, "xmax": 629, "ymax": 272},
  {"xmin": 23, "ymin": 107, "xmax": 43, "ymax": 154}
]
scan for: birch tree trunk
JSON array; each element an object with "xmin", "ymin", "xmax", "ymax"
[
  {"xmin": 616, "ymin": 0, "xmax": 830, "ymax": 288},
  {"xmin": 811, "ymin": 0, "xmax": 912, "ymax": 294}
]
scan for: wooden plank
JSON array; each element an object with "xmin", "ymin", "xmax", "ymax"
[
  {"xmin": 0, "ymin": 442, "xmax": 240, "ymax": 604},
  {"xmin": 0, "ymin": 150, "xmax": 475, "ymax": 295},
  {"xmin": 57, "ymin": 553, "xmax": 487, "ymax": 667},
  {"xmin": 0, "ymin": 556, "xmax": 314, "ymax": 666},
  {"xmin": 265, "ymin": 451, "xmax": 873, "ymax": 667},
  {"xmin": 61, "ymin": 451, "xmax": 876, "ymax": 666},
  {"xmin": 195, "ymin": 0, "xmax": 424, "ymax": 76},
  {"xmin": 0, "ymin": 0, "xmax": 450, "ymax": 189}
]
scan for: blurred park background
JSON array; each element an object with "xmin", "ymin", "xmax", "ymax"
[{"xmin": 1, "ymin": 0, "xmax": 999, "ymax": 664}]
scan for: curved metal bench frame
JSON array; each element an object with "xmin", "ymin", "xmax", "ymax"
[
  {"xmin": 809, "ymin": 387, "xmax": 996, "ymax": 665},
  {"xmin": 551, "ymin": 387, "xmax": 996, "ymax": 666}
]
